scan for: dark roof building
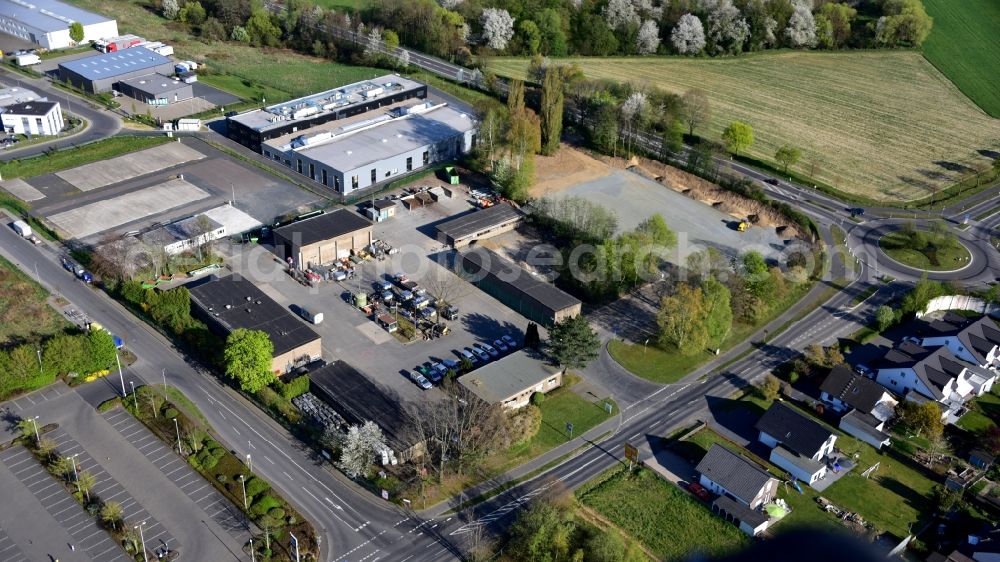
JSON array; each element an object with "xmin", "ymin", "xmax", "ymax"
[
  {"xmin": 58, "ymin": 48, "xmax": 176, "ymax": 93},
  {"xmin": 436, "ymin": 203, "xmax": 525, "ymax": 247},
  {"xmin": 188, "ymin": 275, "xmax": 321, "ymax": 373},
  {"xmin": 272, "ymin": 208, "xmax": 373, "ymax": 269},
  {"xmin": 839, "ymin": 410, "xmax": 891, "ymax": 449},
  {"xmin": 695, "ymin": 444, "xmax": 776, "ymax": 507},
  {"xmin": 458, "ymin": 248, "xmax": 581, "ymax": 325},
  {"xmin": 711, "ymin": 495, "xmax": 770, "ymax": 536},
  {"xmin": 116, "ymin": 73, "xmax": 193, "ymax": 105},
  {"xmin": 307, "ymin": 360, "xmax": 422, "ymax": 461},
  {"xmin": 458, "ymin": 349, "xmax": 564, "ymax": 410},
  {"xmin": 755, "ymin": 402, "xmax": 834, "ymax": 457},
  {"xmin": 924, "ymin": 313, "xmax": 1000, "ymax": 366},
  {"xmin": 878, "ymin": 342, "xmax": 990, "ymax": 401},
  {"xmin": 820, "ymin": 365, "xmax": 895, "ymax": 416}
]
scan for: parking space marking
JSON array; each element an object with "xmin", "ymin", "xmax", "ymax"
[
  {"xmin": 0, "ymin": 526, "xmax": 28, "ymax": 562},
  {"xmin": 101, "ymin": 409, "xmax": 250, "ymax": 541},
  {"xmin": 0, "ymin": 447, "xmax": 130, "ymax": 562}
]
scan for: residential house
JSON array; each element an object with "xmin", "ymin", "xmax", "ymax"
[
  {"xmin": 920, "ymin": 313, "xmax": 1000, "ymax": 370},
  {"xmin": 876, "ymin": 341, "xmax": 996, "ymax": 423},
  {"xmin": 756, "ymin": 402, "xmax": 837, "ymax": 485},
  {"xmin": 696, "ymin": 444, "xmax": 778, "ymax": 536},
  {"xmin": 970, "ymin": 449, "xmax": 995, "ymax": 471},
  {"xmin": 839, "ymin": 410, "xmax": 891, "ymax": 449},
  {"xmin": 820, "ymin": 365, "xmax": 898, "ymax": 422}
]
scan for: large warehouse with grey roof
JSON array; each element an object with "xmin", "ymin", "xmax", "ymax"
[
  {"xmin": 58, "ymin": 48, "xmax": 175, "ymax": 93},
  {"xmin": 0, "ymin": 0, "xmax": 117, "ymax": 50},
  {"xmin": 226, "ymin": 75, "xmax": 477, "ymax": 196}
]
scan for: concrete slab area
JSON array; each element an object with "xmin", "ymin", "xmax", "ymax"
[
  {"xmin": 547, "ymin": 169, "xmax": 788, "ymax": 264},
  {"xmin": 0, "ymin": 178, "xmax": 44, "ymax": 201},
  {"xmin": 47, "ymin": 178, "xmax": 209, "ymax": 238},
  {"xmin": 55, "ymin": 142, "xmax": 206, "ymax": 191},
  {"xmin": 203, "ymin": 203, "xmax": 263, "ymax": 235}
]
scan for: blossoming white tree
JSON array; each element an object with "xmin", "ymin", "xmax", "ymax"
[
  {"xmin": 480, "ymin": 8, "xmax": 515, "ymax": 50},
  {"xmin": 671, "ymin": 13, "xmax": 706, "ymax": 54}
]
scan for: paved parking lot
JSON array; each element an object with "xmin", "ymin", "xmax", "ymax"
[
  {"xmin": 228, "ymin": 188, "xmax": 533, "ymax": 401},
  {"xmin": 103, "ymin": 407, "xmax": 250, "ymax": 537},
  {"xmin": 0, "ymin": 446, "xmax": 130, "ymax": 562},
  {"xmin": 0, "ymin": 526, "xmax": 28, "ymax": 562}
]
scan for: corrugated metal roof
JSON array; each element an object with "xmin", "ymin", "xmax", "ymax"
[
  {"xmin": 436, "ymin": 203, "xmax": 524, "ymax": 242},
  {"xmin": 0, "ymin": 0, "xmax": 111, "ymax": 33},
  {"xmin": 59, "ymin": 48, "xmax": 171, "ymax": 81},
  {"xmin": 458, "ymin": 350, "xmax": 563, "ymax": 404}
]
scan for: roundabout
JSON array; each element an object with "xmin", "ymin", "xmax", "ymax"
[{"xmin": 850, "ymin": 217, "xmax": 997, "ymax": 283}]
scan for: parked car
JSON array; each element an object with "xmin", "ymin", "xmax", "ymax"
[
  {"xmin": 459, "ymin": 348, "xmax": 478, "ymax": 364},
  {"xmin": 470, "ymin": 346, "xmax": 490, "ymax": 362},
  {"xmin": 409, "ymin": 371, "xmax": 432, "ymax": 390},
  {"xmin": 441, "ymin": 358, "xmax": 459, "ymax": 370},
  {"xmin": 687, "ymin": 482, "xmax": 710, "ymax": 501},
  {"xmin": 476, "ymin": 342, "xmax": 499, "ymax": 357},
  {"xmin": 432, "ymin": 362, "xmax": 448, "ymax": 378},
  {"xmin": 493, "ymin": 339, "xmax": 509, "ymax": 352},
  {"xmin": 502, "ymin": 334, "xmax": 517, "ymax": 347}
]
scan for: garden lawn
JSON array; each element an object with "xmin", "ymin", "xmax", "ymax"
[
  {"xmin": 922, "ymin": 0, "xmax": 1000, "ymax": 118},
  {"xmin": 577, "ymin": 467, "xmax": 750, "ymax": 560},
  {"xmin": 491, "ymin": 52, "xmax": 1000, "ymax": 203},
  {"xmin": 508, "ymin": 383, "xmax": 617, "ymax": 461},
  {"xmin": 0, "ymin": 254, "xmax": 65, "ymax": 345},
  {"xmin": 0, "ymin": 136, "xmax": 169, "ymax": 180},
  {"xmin": 957, "ymin": 391, "xmax": 1000, "ymax": 433}
]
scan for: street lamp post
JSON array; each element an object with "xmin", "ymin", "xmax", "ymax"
[
  {"xmin": 114, "ymin": 352, "xmax": 126, "ymax": 398},
  {"xmin": 161, "ymin": 368, "xmax": 166, "ymax": 389},
  {"xmin": 173, "ymin": 417, "xmax": 182, "ymax": 454},
  {"xmin": 135, "ymin": 522, "xmax": 148, "ymax": 562},
  {"xmin": 130, "ymin": 381, "xmax": 138, "ymax": 410},
  {"xmin": 238, "ymin": 474, "xmax": 248, "ymax": 510},
  {"xmin": 29, "ymin": 416, "xmax": 40, "ymax": 443},
  {"xmin": 246, "ymin": 453, "xmax": 253, "ymax": 472},
  {"xmin": 68, "ymin": 453, "xmax": 80, "ymax": 495},
  {"xmin": 249, "ymin": 538, "xmax": 255, "ymax": 562},
  {"xmin": 36, "ymin": 348, "xmax": 42, "ymax": 374},
  {"xmin": 290, "ymin": 532, "xmax": 301, "ymax": 562}
]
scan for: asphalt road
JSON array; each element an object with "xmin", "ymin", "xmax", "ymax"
[{"xmin": 0, "ymin": 67, "xmax": 122, "ymax": 159}]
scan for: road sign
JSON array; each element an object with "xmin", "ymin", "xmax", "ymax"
[
  {"xmin": 381, "ymin": 489, "xmax": 390, "ymax": 500},
  {"xmin": 624, "ymin": 443, "xmax": 639, "ymax": 464}
]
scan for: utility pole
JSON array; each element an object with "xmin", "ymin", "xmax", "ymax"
[
  {"xmin": 115, "ymin": 352, "xmax": 126, "ymax": 398},
  {"xmin": 173, "ymin": 417, "xmax": 182, "ymax": 454}
]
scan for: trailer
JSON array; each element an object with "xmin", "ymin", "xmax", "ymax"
[
  {"xmin": 95, "ymin": 35, "xmax": 145, "ymax": 53},
  {"xmin": 15, "ymin": 53, "xmax": 40, "ymax": 66},
  {"xmin": 11, "ymin": 220, "xmax": 32, "ymax": 238}
]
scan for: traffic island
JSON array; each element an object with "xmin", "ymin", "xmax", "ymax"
[{"xmin": 878, "ymin": 223, "xmax": 972, "ymax": 272}]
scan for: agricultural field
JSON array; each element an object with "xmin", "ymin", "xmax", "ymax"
[
  {"xmin": 491, "ymin": 52, "xmax": 1000, "ymax": 203},
  {"xmin": 922, "ymin": 0, "xmax": 1000, "ymax": 118},
  {"xmin": 577, "ymin": 467, "xmax": 749, "ymax": 560},
  {"xmin": 0, "ymin": 255, "xmax": 64, "ymax": 345},
  {"xmin": 64, "ymin": 0, "xmax": 383, "ymax": 100}
]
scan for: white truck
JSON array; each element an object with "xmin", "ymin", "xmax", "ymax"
[
  {"xmin": 11, "ymin": 220, "xmax": 41, "ymax": 244},
  {"xmin": 15, "ymin": 53, "xmax": 40, "ymax": 67}
]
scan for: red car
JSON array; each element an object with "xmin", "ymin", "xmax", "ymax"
[{"xmin": 687, "ymin": 482, "xmax": 710, "ymax": 501}]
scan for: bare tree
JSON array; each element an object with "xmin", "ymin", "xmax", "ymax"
[
  {"xmin": 681, "ymin": 89, "xmax": 710, "ymax": 137},
  {"xmin": 92, "ymin": 234, "xmax": 142, "ymax": 280},
  {"xmin": 422, "ymin": 266, "xmax": 473, "ymax": 318}
]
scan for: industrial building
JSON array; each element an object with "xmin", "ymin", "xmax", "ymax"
[
  {"xmin": 308, "ymin": 360, "xmax": 424, "ymax": 462},
  {"xmin": 272, "ymin": 208, "xmax": 373, "ymax": 270},
  {"xmin": 458, "ymin": 249, "xmax": 582, "ymax": 326},
  {"xmin": 436, "ymin": 203, "xmax": 525, "ymax": 248},
  {"xmin": 458, "ymin": 350, "xmax": 564, "ymax": 410},
  {"xmin": 139, "ymin": 214, "xmax": 226, "ymax": 256},
  {"xmin": 58, "ymin": 48, "xmax": 175, "ymax": 93},
  {"xmin": 226, "ymin": 75, "xmax": 427, "ymax": 152},
  {"xmin": 1, "ymin": 100, "xmax": 63, "ymax": 136},
  {"xmin": 188, "ymin": 275, "xmax": 321, "ymax": 374},
  {"xmin": 0, "ymin": 0, "xmax": 117, "ymax": 50},
  {"xmin": 0, "ymin": 87, "xmax": 43, "ymax": 108},
  {"xmin": 262, "ymin": 100, "xmax": 476, "ymax": 195},
  {"xmin": 116, "ymin": 74, "xmax": 192, "ymax": 106}
]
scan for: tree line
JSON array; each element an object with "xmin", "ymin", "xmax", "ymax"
[{"xmin": 0, "ymin": 329, "xmax": 118, "ymax": 400}]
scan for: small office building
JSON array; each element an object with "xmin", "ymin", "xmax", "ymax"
[
  {"xmin": 1, "ymin": 101, "xmax": 63, "ymax": 136},
  {"xmin": 308, "ymin": 360, "xmax": 424, "ymax": 462},
  {"xmin": 458, "ymin": 249, "xmax": 582, "ymax": 326},
  {"xmin": 58, "ymin": 48, "xmax": 175, "ymax": 93},
  {"xmin": 0, "ymin": 0, "xmax": 117, "ymax": 50},
  {"xmin": 272, "ymin": 208, "xmax": 373, "ymax": 270},
  {"xmin": 116, "ymin": 74, "xmax": 193, "ymax": 106},
  {"xmin": 139, "ymin": 214, "xmax": 226, "ymax": 256},
  {"xmin": 436, "ymin": 203, "xmax": 524, "ymax": 248},
  {"xmin": 458, "ymin": 350, "xmax": 564, "ymax": 410},
  {"xmin": 188, "ymin": 275, "xmax": 321, "ymax": 374}
]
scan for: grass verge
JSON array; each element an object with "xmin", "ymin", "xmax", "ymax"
[
  {"xmin": 0, "ymin": 253, "xmax": 65, "ymax": 346},
  {"xmin": 879, "ymin": 230, "xmax": 971, "ymax": 272},
  {"xmin": 0, "ymin": 136, "xmax": 169, "ymax": 179}
]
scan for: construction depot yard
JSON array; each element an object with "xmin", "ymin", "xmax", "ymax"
[
  {"xmin": 530, "ymin": 146, "xmax": 791, "ymax": 265},
  {"xmin": 492, "ymin": 52, "xmax": 1000, "ymax": 203}
]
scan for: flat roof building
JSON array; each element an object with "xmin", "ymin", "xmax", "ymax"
[
  {"xmin": 0, "ymin": 87, "xmax": 43, "ymax": 108},
  {"xmin": 58, "ymin": 48, "xmax": 175, "ymax": 93},
  {"xmin": 140, "ymin": 214, "xmax": 225, "ymax": 256},
  {"xmin": 308, "ymin": 360, "xmax": 423, "ymax": 462},
  {"xmin": 226, "ymin": 75, "xmax": 427, "ymax": 151},
  {"xmin": 262, "ymin": 100, "xmax": 476, "ymax": 196},
  {"xmin": 272, "ymin": 208, "xmax": 373, "ymax": 270},
  {"xmin": 436, "ymin": 203, "xmax": 525, "ymax": 247},
  {"xmin": 116, "ymin": 73, "xmax": 192, "ymax": 105},
  {"xmin": 0, "ymin": 0, "xmax": 117, "ymax": 50},
  {"xmin": 458, "ymin": 350, "xmax": 564, "ymax": 410},
  {"xmin": 1, "ymin": 100, "xmax": 62, "ymax": 136},
  {"xmin": 188, "ymin": 275, "xmax": 321, "ymax": 374},
  {"xmin": 458, "ymin": 249, "xmax": 582, "ymax": 326}
]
